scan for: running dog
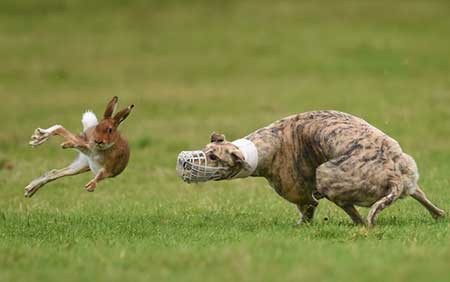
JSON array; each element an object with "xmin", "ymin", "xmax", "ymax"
[{"xmin": 177, "ymin": 110, "xmax": 445, "ymax": 227}]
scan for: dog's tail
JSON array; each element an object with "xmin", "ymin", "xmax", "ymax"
[{"xmin": 82, "ymin": 111, "xmax": 98, "ymax": 131}]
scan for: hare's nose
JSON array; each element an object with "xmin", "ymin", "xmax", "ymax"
[{"xmin": 95, "ymin": 140, "xmax": 103, "ymax": 145}]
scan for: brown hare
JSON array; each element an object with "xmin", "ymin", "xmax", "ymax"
[{"xmin": 25, "ymin": 96, "xmax": 134, "ymax": 197}]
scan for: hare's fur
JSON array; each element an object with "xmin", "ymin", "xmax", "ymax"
[{"xmin": 25, "ymin": 97, "xmax": 133, "ymax": 197}]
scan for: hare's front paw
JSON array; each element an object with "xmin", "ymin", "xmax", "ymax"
[
  {"xmin": 85, "ymin": 180, "xmax": 97, "ymax": 192},
  {"xmin": 61, "ymin": 141, "xmax": 75, "ymax": 149}
]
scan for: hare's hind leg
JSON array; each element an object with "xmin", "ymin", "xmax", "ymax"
[
  {"xmin": 29, "ymin": 125, "xmax": 89, "ymax": 152},
  {"xmin": 24, "ymin": 154, "xmax": 89, "ymax": 197},
  {"xmin": 29, "ymin": 125, "xmax": 64, "ymax": 147},
  {"xmin": 411, "ymin": 186, "xmax": 445, "ymax": 219}
]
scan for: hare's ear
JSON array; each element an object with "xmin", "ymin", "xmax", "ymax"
[
  {"xmin": 104, "ymin": 96, "xmax": 118, "ymax": 118},
  {"xmin": 113, "ymin": 104, "xmax": 134, "ymax": 126}
]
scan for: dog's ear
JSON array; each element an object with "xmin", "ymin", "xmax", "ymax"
[
  {"xmin": 210, "ymin": 132, "xmax": 226, "ymax": 143},
  {"xmin": 231, "ymin": 150, "xmax": 251, "ymax": 170},
  {"xmin": 104, "ymin": 96, "xmax": 118, "ymax": 118},
  {"xmin": 230, "ymin": 150, "xmax": 245, "ymax": 164}
]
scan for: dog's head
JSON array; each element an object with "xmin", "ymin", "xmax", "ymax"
[{"xmin": 176, "ymin": 132, "xmax": 253, "ymax": 183}]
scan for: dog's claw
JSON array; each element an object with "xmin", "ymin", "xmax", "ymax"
[{"xmin": 432, "ymin": 209, "xmax": 446, "ymax": 219}]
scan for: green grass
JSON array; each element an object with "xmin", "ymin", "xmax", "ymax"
[{"xmin": 1, "ymin": 0, "xmax": 450, "ymax": 281}]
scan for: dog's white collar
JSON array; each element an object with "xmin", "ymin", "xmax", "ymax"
[{"xmin": 231, "ymin": 138, "xmax": 258, "ymax": 178}]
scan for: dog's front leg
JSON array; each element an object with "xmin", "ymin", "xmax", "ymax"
[{"xmin": 296, "ymin": 201, "xmax": 319, "ymax": 225}]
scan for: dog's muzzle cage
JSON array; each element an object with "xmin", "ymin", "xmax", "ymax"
[{"xmin": 176, "ymin": 151, "xmax": 228, "ymax": 183}]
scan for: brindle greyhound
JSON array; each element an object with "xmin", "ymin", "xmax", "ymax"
[{"xmin": 177, "ymin": 110, "xmax": 445, "ymax": 227}]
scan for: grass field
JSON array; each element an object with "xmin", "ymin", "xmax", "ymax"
[{"xmin": 1, "ymin": 0, "xmax": 450, "ymax": 281}]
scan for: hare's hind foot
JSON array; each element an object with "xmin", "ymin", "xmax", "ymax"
[{"xmin": 29, "ymin": 125, "xmax": 62, "ymax": 147}]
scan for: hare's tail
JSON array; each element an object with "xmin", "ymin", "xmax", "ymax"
[{"xmin": 82, "ymin": 111, "xmax": 98, "ymax": 131}]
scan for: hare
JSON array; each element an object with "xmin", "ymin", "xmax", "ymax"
[{"xmin": 24, "ymin": 96, "xmax": 134, "ymax": 197}]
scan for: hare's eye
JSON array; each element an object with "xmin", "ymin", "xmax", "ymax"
[{"xmin": 108, "ymin": 128, "xmax": 113, "ymax": 134}]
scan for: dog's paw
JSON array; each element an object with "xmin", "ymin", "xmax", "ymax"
[
  {"xmin": 432, "ymin": 209, "xmax": 446, "ymax": 220},
  {"xmin": 295, "ymin": 218, "xmax": 313, "ymax": 228}
]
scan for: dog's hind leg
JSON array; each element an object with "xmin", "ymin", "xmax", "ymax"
[
  {"xmin": 24, "ymin": 154, "xmax": 89, "ymax": 198},
  {"xmin": 411, "ymin": 186, "xmax": 445, "ymax": 219},
  {"xmin": 316, "ymin": 159, "xmax": 370, "ymax": 225},
  {"xmin": 335, "ymin": 203, "xmax": 366, "ymax": 225},
  {"xmin": 367, "ymin": 181, "xmax": 402, "ymax": 227}
]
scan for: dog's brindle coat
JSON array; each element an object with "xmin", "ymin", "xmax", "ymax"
[{"xmin": 204, "ymin": 111, "xmax": 445, "ymax": 226}]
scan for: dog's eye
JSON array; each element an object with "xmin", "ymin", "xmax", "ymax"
[{"xmin": 209, "ymin": 154, "xmax": 218, "ymax": 161}]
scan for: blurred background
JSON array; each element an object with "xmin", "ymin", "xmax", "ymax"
[{"xmin": 1, "ymin": 1, "xmax": 450, "ymax": 281}]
